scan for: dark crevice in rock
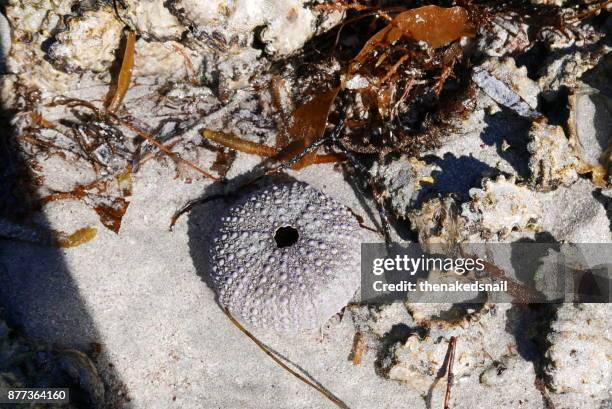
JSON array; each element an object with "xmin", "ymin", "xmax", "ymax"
[
  {"xmin": 374, "ymin": 323, "xmax": 427, "ymax": 378},
  {"xmin": 505, "ymin": 303, "xmax": 560, "ymax": 388}
]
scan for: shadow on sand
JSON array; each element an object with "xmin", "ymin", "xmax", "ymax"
[{"xmin": 0, "ymin": 8, "xmax": 130, "ymax": 407}]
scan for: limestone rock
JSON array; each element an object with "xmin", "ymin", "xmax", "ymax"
[
  {"xmin": 545, "ymin": 303, "xmax": 612, "ymax": 408},
  {"xmin": 462, "ymin": 175, "xmax": 542, "ymax": 241},
  {"xmin": 47, "ymin": 9, "xmax": 123, "ymax": 73},
  {"xmin": 528, "ymin": 121, "xmax": 580, "ymax": 191},
  {"xmin": 568, "ymin": 86, "xmax": 612, "ymax": 185}
]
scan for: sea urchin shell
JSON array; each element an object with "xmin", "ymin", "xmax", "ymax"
[{"xmin": 209, "ymin": 182, "xmax": 363, "ymax": 332}]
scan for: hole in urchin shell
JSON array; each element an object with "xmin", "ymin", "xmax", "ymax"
[{"xmin": 274, "ymin": 226, "xmax": 299, "ymax": 248}]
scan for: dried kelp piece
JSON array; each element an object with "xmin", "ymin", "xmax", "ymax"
[
  {"xmin": 0, "ymin": 218, "xmax": 97, "ymax": 248},
  {"xmin": 56, "ymin": 227, "xmax": 98, "ymax": 248},
  {"xmin": 88, "ymin": 170, "xmax": 133, "ymax": 234},
  {"xmin": 278, "ymin": 86, "xmax": 341, "ymax": 153},
  {"xmin": 41, "ymin": 170, "xmax": 134, "ymax": 234},
  {"xmin": 290, "ymin": 151, "xmax": 344, "ymax": 170},
  {"xmin": 199, "ymin": 86, "xmax": 341, "ymax": 171},
  {"xmin": 106, "ymin": 30, "xmax": 137, "ymax": 114},
  {"xmin": 348, "ymin": 331, "xmax": 365, "ymax": 365},
  {"xmin": 210, "ymin": 148, "xmax": 237, "ymax": 178},
  {"xmin": 202, "ymin": 129, "xmax": 277, "ymax": 157},
  {"xmin": 351, "ymin": 5, "xmax": 475, "ymax": 70},
  {"xmin": 94, "ymin": 199, "xmax": 130, "ymax": 234},
  {"xmin": 472, "ymin": 66, "xmax": 542, "ymax": 119},
  {"xmin": 201, "ymin": 129, "xmax": 344, "ymax": 170}
]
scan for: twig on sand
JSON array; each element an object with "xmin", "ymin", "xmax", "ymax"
[
  {"xmin": 116, "ymin": 118, "xmax": 218, "ymax": 180},
  {"xmin": 443, "ymin": 336, "xmax": 457, "ymax": 409},
  {"xmin": 224, "ymin": 308, "xmax": 350, "ymax": 409},
  {"xmin": 534, "ymin": 377, "xmax": 556, "ymax": 409}
]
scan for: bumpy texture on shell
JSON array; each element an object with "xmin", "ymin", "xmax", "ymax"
[{"xmin": 209, "ymin": 182, "xmax": 363, "ymax": 332}]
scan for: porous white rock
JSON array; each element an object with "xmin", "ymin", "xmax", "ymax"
[
  {"xmin": 381, "ymin": 304, "xmax": 518, "ymax": 393},
  {"xmin": 122, "ymin": 0, "xmax": 186, "ymax": 40},
  {"xmin": 568, "ymin": 86, "xmax": 612, "ymax": 184},
  {"xmin": 477, "ymin": 14, "xmax": 529, "ymax": 57},
  {"xmin": 372, "ymin": 156, "xmax": 435, "ymax": 216},
  {"xmin": 133, "ymin": 39, "xmax": 201, "ymax": 79},
  {"xmin": 258, "ymin": 2, "xmax": 319, "ymax": 56},
  {"xmin": 462, "ymin": 175, "xmax": 542, "ymax": 241},
  {"xmin": 538, "ymin": 45, "xmax": 609, "ymax": 94},
  {"xmin": 170, "ymin": 0, "xmax": 341, "ymax": 57},
  {"xmin": 47, "ymin": 9, "xmax": 123, "ymax": 73},
  {"xmin": 4, "ymin": 0, "xmax": 78, "ymax": 92},
  {"xmin": 528, "ymin": 121, "xmax": 580, "ymax": 191},
  {"xmin": 545, "ymin": 303, "xmax": 612, "ymax": 408},
  {"xmin": 5, "ymin": 0, "xmax": 75, "ymax": 34},
  {"xmin": 479, "ymin": 354, "xmax": 536, "ymax": 387},
  {"xmin": 209, "ymin": 182, "xmax": 363, "ymax": 332},
  {"xmin": 408, "ymin": 196, "xmax": 463, "ymax": 245}
]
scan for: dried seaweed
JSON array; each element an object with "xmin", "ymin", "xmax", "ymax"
[
  {"xmin": 273, "ymin": 86, "xmax": 342, "ymax": 165},
  {"xmin": 329, "ymin": 5, "xmax": 478, "ymax": 158},
  {"xmin": 118, "ymin": 118, "xmax": 218, "ymax": 180},
  {"xmin": 9, "ymin": 0, "xmax": 598, "ymax": 245},
  {"xmin": 351, "ymin": 5, "xmax": 475, "ymax": 69},
  {"xmin": 202, "ymin": 129, "xmax": 278, "ymax": 157},
  {"xmin": 201, "ymin": 128, "xmax": 344, "ymax": 171},
  {"xmin": 56, "ymin": 226, "xmax": 98, "ymax": 248},
  {"xmin": 348, "ymin": 331, "xmax": 365, "ymax": 365},
  {"xmin": 203, "ymin": 5, "xmax": 478, "ymax": 171},
  {"xmin": 30, "ymin": 111, "xmax": 56, "ymax": 129},
  {"xmin": 94, "ymin": 199, "xmax": 130, "ymax": 234},
  {"xmin": 210, "ymin": 148, "xmax": 237, "ymax": 178},
  {"xmin": 105, "ymin": 30, "xmax": 136, "ymax": 114},
  {"xmin": 283, "ymin": 86, "xmax": 341, "ymax": 145},
  {"xmin": 42, "ymin": 169, "xmax": 134, "ymax": 234}
]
